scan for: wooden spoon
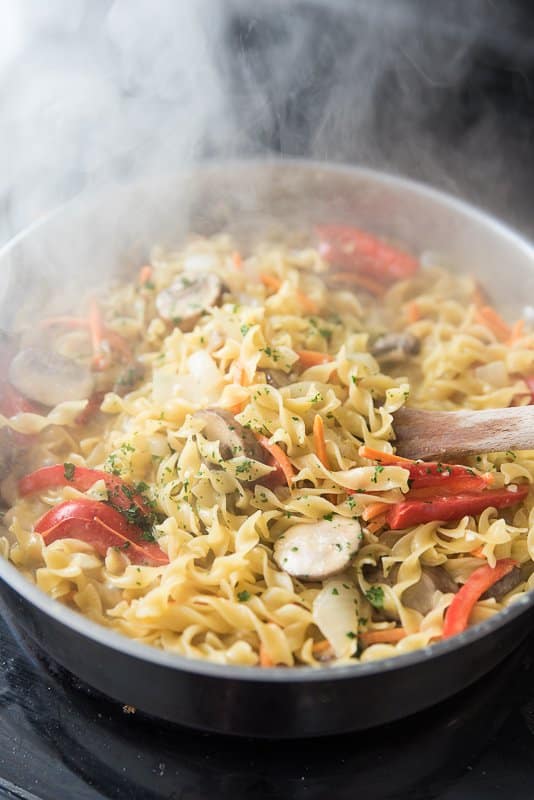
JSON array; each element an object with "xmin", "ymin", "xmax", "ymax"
[{"xmin": 394, "ymin": 405, "xmax": 534, "ymax": 461}]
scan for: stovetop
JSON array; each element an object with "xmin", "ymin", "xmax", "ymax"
[
  {"xmin": 1, "ymin": 3, "xmax": 534, "ymax": 799},
  {"xmin": 0, "ymin": 611, "xmax": 533, "ymax": 800}
]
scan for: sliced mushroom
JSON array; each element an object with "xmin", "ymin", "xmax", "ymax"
[
  {"xmin": 481, "ymin": 562, "xmax": 534, "ymax": 602},
  {"xmin": 274, "ymin": 516, "xmax": 362, "ymax": 581},
  {"xmin": 156, "ymin": 272, "xmax": 223, "ymax": 331},
  {"xmin": 264, "ymin": 369, "xmax": 293, "ymax": 388},
  {"xmin": 0, "ymin": 428, "xmax": 17, "ymax": 481},
  {"xmin": 312, "ymin": 579, "xmax": 359, "ymax": 658},
  {"xmin": 193, "ymin": 408, "xmax": 264, "ymax": 464},
  {"xmin": 370, "ymin": 332, "xmax": 420, "ymax": 364},
  {"xmin": 365, "ymin": 562, "xmax": 457, "ymax": 616},
  {"xmin": 402, "ymin": 565, "xmax": 458, "ymax": 615},
  {"xmin": 8, "ymin": 348, "xmax": 94, "ymax": 407},
  {"xmin": 112, "ymin": 361, "xmax": 145, "ymax": 396}
]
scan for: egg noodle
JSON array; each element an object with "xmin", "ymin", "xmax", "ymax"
[{"xmin": 3, "ymin": 232, "xmax": 534, "ymax": 668}]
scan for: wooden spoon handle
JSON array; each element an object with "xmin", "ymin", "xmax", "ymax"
[{"xmin": 394, "ymin": 405, "xmax": 534, "ymax": 461}]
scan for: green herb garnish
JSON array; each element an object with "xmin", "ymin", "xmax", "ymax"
[
  {"xmin": 365, "ymin": 586, "xmax": 385, "ymax": 609},
  {"xmin": 371, "ymin": 465, "xmax": 385, "ymax": 483},
  {"xmin": 63, "ymin": 463, "xmax": 76, "ymax": 481}
]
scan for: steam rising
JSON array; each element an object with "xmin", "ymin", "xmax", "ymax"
[{"xmin": 0, "ymin": 0, "xmax": 531, "ymax": 245}]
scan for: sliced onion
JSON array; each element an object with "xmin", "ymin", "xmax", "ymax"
[
  {"xmin": 474, "ymin": 360, "xmax": 508, "ymax": 388},
  {"xmin": 153, "ymin": 352, "xmax": 224, "ymax": 406},
  {"xmin": 312, "ymin": 578, "xmax": 359, "ymax": 658}
]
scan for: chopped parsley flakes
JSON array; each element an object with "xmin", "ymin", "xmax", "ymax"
[
  {"xmin": 63, "ymin": 463, "xmax": 76, "ymax": 481},
  {"xmin": 371, "ymin": 465, "xmax": 385, "ymax": 483},
  {"xmin": 365, "ymin": 586, "xmax": 385, "ymax": 609}
]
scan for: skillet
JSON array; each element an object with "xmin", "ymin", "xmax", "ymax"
[{"xmin": 1, "ymin": 159, "xmax": 533, "ymax": 737}]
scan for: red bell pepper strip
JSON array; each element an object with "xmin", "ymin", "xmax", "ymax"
[
  {"xmin": 442, "ymin": 558, "xmax": 518, "ymax": 638},
  {"xmin": 406, "ymin": 477, "xmax": 493, "ymax": 499},
  {"xmin": 316, "ymin": 224, "xmax": 419, "ymax": 284},
  {"xmin": 0, "ymin": 384, "xmax": 41, "ymax": 417},
  {"xmin": 386, "ymin": 485, "xmax": 529, "ymax": 530},
  {"xmin": 18, "ymin": 464, "xmax": 151, "ymax": 519},
  {"xmin": 75, "ymin": 391, "xmax": 106, "ymax": 426},
  {"xmin": 358, "ymin": 446, "xmax": 490, "ymax": 491},
  {"xmin": 401, "ymin": 462, "xmax": 490, "ymax": 491},
  {"xmin": 35, "ymin": 499, "xmax": 168, "ymax": 566}
]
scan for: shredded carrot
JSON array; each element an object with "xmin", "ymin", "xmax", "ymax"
[
  {"xmin": 471, "ymin": 546, "xmax": 486, "ymax": 559},
  {"xmin": 259, "ymin": 644, "xmax": 274, "ymax": 668},
  {"xmin": 41, "ymin": 313, "xmax": 131, "ymax": 364},
  {"xmin": 359, "ymin": 627, "xmax": 406, "ymax": 646},
  {"xmin": 89, "ymin": 298, "xmax": 108, "ymax": 370},
  {"xmin": 226, "ymin": 401, "xmax": 246, "ymax": 415},
  {"xmin": 508, "ymin": 318, "xmax": 525, "ymax": 345},
  {"xmin": 407, "ymin": 301, "xmax": 421, "ymax": 323},
  {"xmin": 362, "ymin": 501, "xmax": 389, "ymax": 522},
  {"xmin": 298, "ymin": 293, "xmax": 318, "ymax": 314},
  {"xmin": 475, "ymin": 305, "xmax": 511, "ymax": 342},
  {"xmin": 260, "ymin": 273, "xmax": 281, "ymax": 291},
  {"xmin": 366, "ymin": 514, "xmax": 388, "ymax": 535},
  {"xmin": 330, "ymin": 271, "xmax": 386, "ymax": 297},
  {"xmin": 297, "ymin": 350, "xmax": 335, "ymax": 368},
  {"xmin": 255, "ymin": 433, "xmax": 295, "ymax": 487},
  {"xmin": 313, "ymin": 414, "xmax": 330, "ymax": 469},
  {"xmin": 358, "ymin": 445, "xmax": 413, "ymax": 465},
  {"xmin": 105, "ymin": 329, "xmax": 132, "ymax": 362},
  {"xmin": 311, "ymin": 640, "xmax": 335, "ymax": 660},
  {"xmin": 138, "ymin": 265, "xmax": 153, "ymax": 286},
  {"xmin": 260, "ymin": 273, "xmax": 318, "ymax": 314},
  {"xmin": 231, "ymin": 251, "xmax": 243, "ymax": 271},
  {"xmin": 312, "ymin": 640, "xmax": 332, "ymax": 654},
  {"xmin": 75, "ymin": 391, "xmax": 106, "ymax": 426},
  {"xmin": 313, "ymin": 414, "xmax": 337, "ymax": 504},
  {"xmin": 40, "ymin": 316, "xmax": 89, "ymax": 330},
  {"xmin": 230, "ymin": 360, "xmax": 249, "ymax": 387}
]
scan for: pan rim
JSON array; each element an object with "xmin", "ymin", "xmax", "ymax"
[{"xmin": 1, "ymin": 155, "xmax": 534, "ymax": 684}]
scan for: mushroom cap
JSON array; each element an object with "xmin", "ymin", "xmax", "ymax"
[
  {"xmin": 371, "ymin": 331, "xmax": 420, "ymax": 364},
  {"xmin": 8, "ymin": 348, "xmax": 94, "ymax": 407},
  {"xmin": 156, "ymin": 272, "xmax": 223, "ymax": 331},
  {"xmin": 274, "ymin": 516, "xmax": 362, "ymax": 581},
  {"xmin": 193, "ymin": 408, "xmax": 265, "ymax": 466}
]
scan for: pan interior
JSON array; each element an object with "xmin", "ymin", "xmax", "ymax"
[{"xmin": 1, "ymin": 158, "xmax": 534, "ymax": 683}]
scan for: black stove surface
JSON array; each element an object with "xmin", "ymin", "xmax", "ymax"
[{"xmin": 0, "ymin": 613, "xmax": 533, "ymax": 800}]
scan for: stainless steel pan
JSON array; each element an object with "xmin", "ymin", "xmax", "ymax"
[{"xmin": 1, "ymin": 159, "xmax": 533, "ymax": 737}]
